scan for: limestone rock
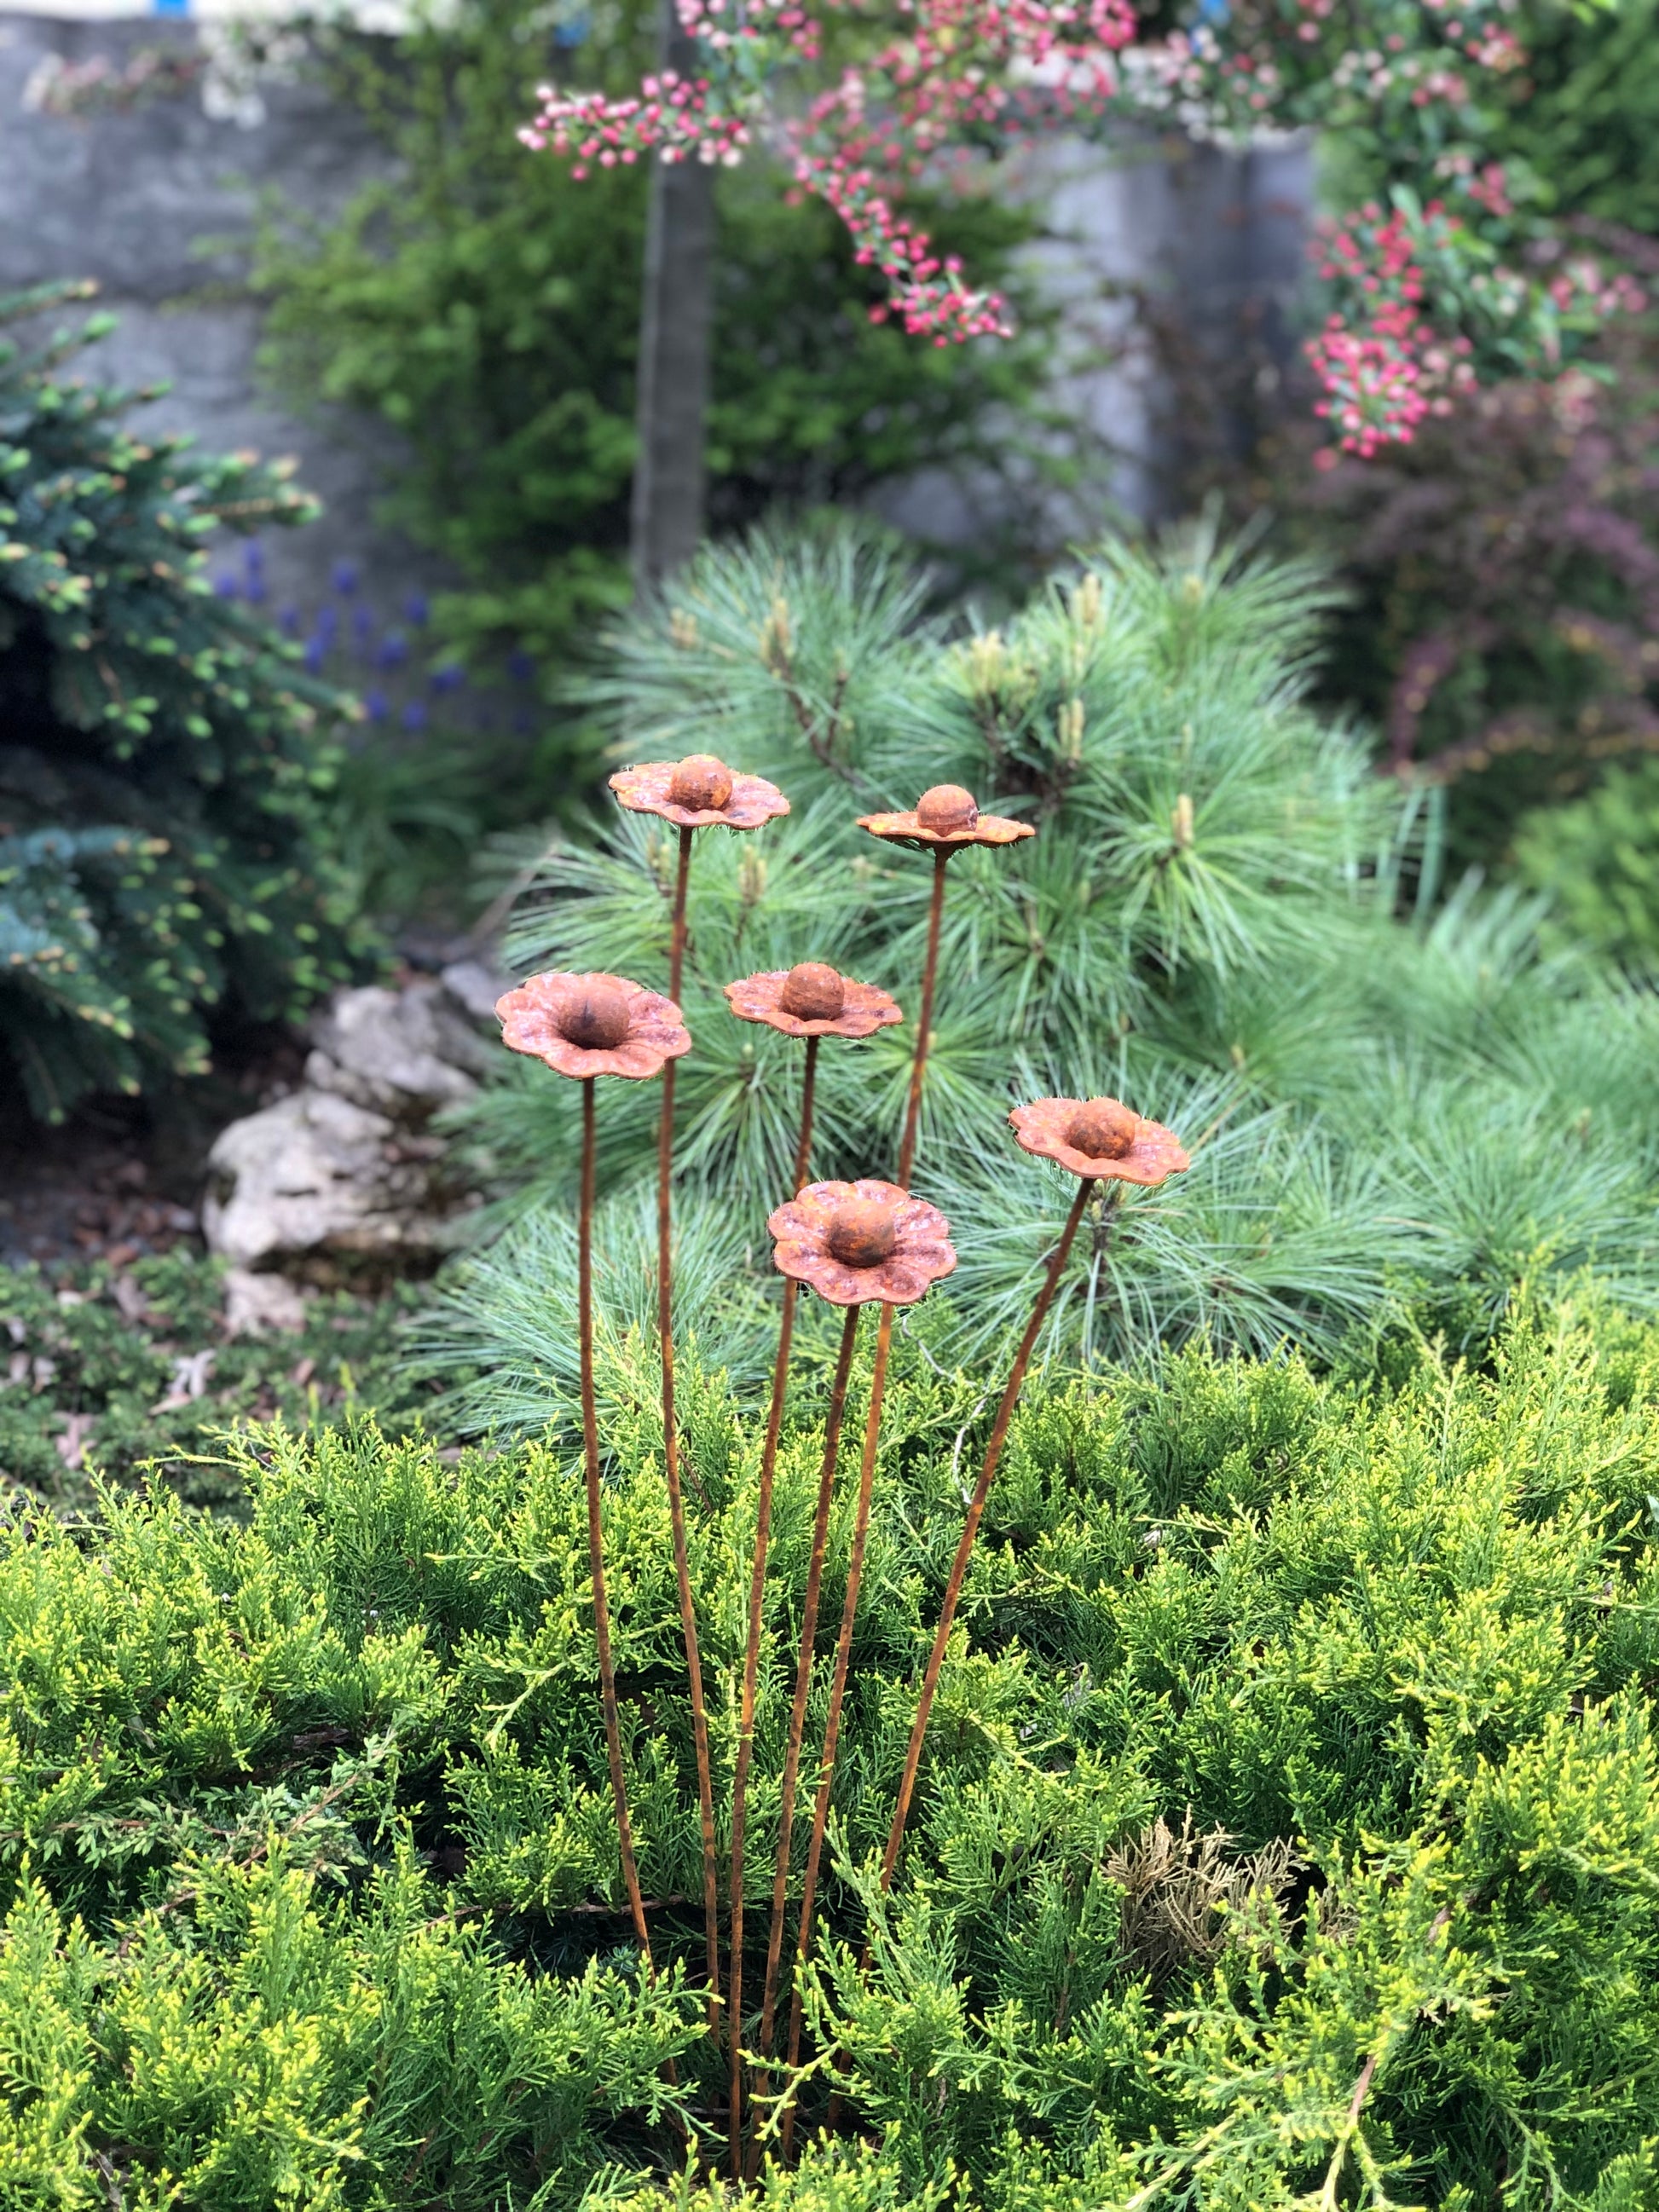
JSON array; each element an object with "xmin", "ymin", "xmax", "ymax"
[
  {"xmin": 200, "ymin": 967, "xmax": 501, "ymax": 1288},
  {"xmin": 203, "ymin": 1088, "xmax": 458, "ymax": 1276},
  {"xmin": 223, "ymin": 1268, "xmax": 311, "ymax": 1337},
  {"xmin": 305, "ymin": 980, "xmax": 488, "ymax": 1118}
]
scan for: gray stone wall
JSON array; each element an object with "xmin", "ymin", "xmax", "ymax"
[
  {"xmin": 1, "ymin": 9, "xmax": 1311, "ymax": 602},
  {"xmin": 0, "ymin": 9, "xmax": 443, "ymax": 620}
]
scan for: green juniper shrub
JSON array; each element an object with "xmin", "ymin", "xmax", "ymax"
[
  {"xmin": 3, "ymin": 1291, "xmax": 1658, "ymax": 2203},
  {"xmin": 0, "ymin": 1250, "xmax": 448, "ymax": 1514},
  {"xmin": 251, "ymin": 0, "xmax": 1076, "ymax": 728},
  {"xmin": 0, "ymin": 284, "xmax": 363, "ymax": 1122},
  {"xmin": 1510, "ymin": 753, "xmax": 1659, "ymax": 974},
  {"xmin": 427, "ymin": 518, "xmax": 1659, "ymax": 1419}
]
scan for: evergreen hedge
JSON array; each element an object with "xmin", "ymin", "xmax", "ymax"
[
  {"xmin": 5, "ymin": 1291, "xmax": 1659, "ymax": 2205},
  {"xmin": 0, "ymin": 284, "xmax": 358, "ymax": 1120}
]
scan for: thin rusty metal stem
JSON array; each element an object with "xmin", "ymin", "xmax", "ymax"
[
  {"xmin": 580, "ymin": 1076, "xmax": 653, "ymax": 1967},
  {"xmin": 744, "ymin": 1299, "xmax": 859, "ymax": 2178},
  {"xmin": 727, "ymin": 1033, "xmax": 819, "ymax": 2174},
  {"xmin": 875, "ymin": 1176, "xmax": 1095, "ymax": 1903},
  {"xmin": 656, "ymin": 821, "xmax": 721, "ymax": 2030},
  {"xmin": 778, "ymin": 1298, "xmax": 894, "ymax": 2161},
  {"xmin": 895, "ymin": 845, "xmax": 949, "ymax": 1193}
]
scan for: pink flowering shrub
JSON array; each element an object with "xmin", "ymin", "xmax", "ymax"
[{"xmin": 521, "ymin": 0, "xmax": 1648, "ymax": 443}]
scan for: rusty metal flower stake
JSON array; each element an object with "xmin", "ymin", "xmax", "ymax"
[
  {"xmin": 611, "ymin": 753, "xmax": 789, "ymax": 2030},
  {"xmin": 494, "ymin": 971, "xmax": 692, "ymax": 1968},
  {"xmin": 720, "ymin": 966, "xmax": 902, "ymax": 2171},
  {"xmin": 874, "ymin": 1097, "xmax": 1189, "ymax": 1905},
  {"xmin": 760, "ymin": 1180, "xmax": 957, "ymax": 2158},
  {"xmin": 858, "ymin": 784, "xmax": 1034, "ymax": 1188}
]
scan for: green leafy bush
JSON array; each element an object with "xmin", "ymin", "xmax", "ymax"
[
  {"xmin": 1496, "ymin": 0, "xmax": 1659, "ymax": 234},
  {"xmin": 1511, "ymin": 754, "xmax": 1659, "ymax": 972},
  {"xmin": 252, "ymin": 0, "xmax": 1073, "ymax": 701},
  {"xmin": 1228, "ymin": 0, "xmax": 1659, "ymax": 876},
  {"xmin": 429, "ymin": 518, "xmax": 1659, "ymax": 1421},
  {"xmin": 0, "ymin": 285, "xmax": 361, "ymax": 1120},
  {"xmin": 5, "ymin": 1291, "xmax": 1659, "ymax": 2203}
]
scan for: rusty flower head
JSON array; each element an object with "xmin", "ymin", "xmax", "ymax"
[
  {"xmin": 857, "ymin": 783, "xmax": 1034, "ymax": 852},
  {"xmin": 767, "ymin": 1178, "xmax": 957, "ymax": 1307},
  {"xmin": 609, "ymin": 753, "xmax": 789, "ymax": 831},
  {"xmin": 1009, "ymin": 1095, "xmax": 1190, "ymax": 1187},
  {"xmin": 724, "ymin": 962, "xmax": 902, "ymax": 1042},
  {"xmin": 495, "ymin": 970, "xmax": 691, "ymax": 1082}
]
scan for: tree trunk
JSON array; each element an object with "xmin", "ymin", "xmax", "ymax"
[{"xmin": 629, "ymin": 0, "xmax": 717, "ymax": 594}]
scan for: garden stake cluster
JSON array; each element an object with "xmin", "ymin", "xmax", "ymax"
[
  {"xmin": 610, "ymin": 754, "xmax": 790, "ymax": 2028},
  {"xmin": 494, "ymin": 765, "xmax": 1189, "ymax": 2177}
]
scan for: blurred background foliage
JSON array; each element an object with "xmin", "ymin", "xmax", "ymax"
[
  {"xmin": 1228, "ymin": 0, "xmax": 1659, "ymax": 900},
  {"xmin": 251, "ymin": 0, "xmax": 1092, "ymax": 808}
]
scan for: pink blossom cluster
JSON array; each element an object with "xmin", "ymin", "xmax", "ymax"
[
  {"xmin": 1546, "ymin": 262, "xmax": 1649, "ymax": 322},
  {"xmin": 801, "ymin": 150, "xmax": 1013, "ymax": 338},
  {"xmin": 523, "ymin": 0, "xmax": 1133, "ymax": 340},
  {"xmin": 519, "ymin": 72, "xmax": 750, "ymax": 176},
  {"xmin": 1307, "ymin": 203, "xmax": 1476, "ymax": 455},
  {"xmin": 520, "ymin": 0, "xmax": 1650, "ymax": 449},
  {"xmin": 675, "ymin": 0, "xmax": 824, "ymax": 64}
]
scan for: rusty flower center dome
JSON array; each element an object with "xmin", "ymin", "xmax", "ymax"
[
  {"xmin": 916, "ymin": 783, "xmax": 979, "ymax": 834},
  {"xmin": 668, "ymin": 754, "xmax": 735, "ymax": 811},
  {"xmin": 826, "ymin": 1198, "xmax": 899, "ymax": 1268},
  {"xmin": 1068, "ymin": 1098, "xmax": 1139, "ymax": 1159},
  {"xmin": 778, "ymin": 962, "xmax": 847, "ymax": 1020},
  {"xmin": 557, "ymin": 981, "xmax": 632, "ymax": 1050}
]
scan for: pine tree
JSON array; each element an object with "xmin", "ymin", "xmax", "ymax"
[
  {"xmin": 432, "ymin": 515, "xmax": 1659, "ymax": 1427},
  {"xmin": 0, "ymin": 282, "xmax": 361, "ymax": 1119}
]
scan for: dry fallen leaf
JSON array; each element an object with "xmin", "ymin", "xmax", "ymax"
[
  {"xmin": 55, "ymin": 1412, "xmax": 95, "ymax": 1472},
  {"xmin": 149, "ymin": 1348, "xmax": 217, "ymax": 1414}
]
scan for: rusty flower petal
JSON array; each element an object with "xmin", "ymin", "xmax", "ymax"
[
  {"xmin": 724, "ymin": 968, "xmax": 903, "ymax": 1041},
  {"xmin": 856, "ymin": 806, "xmax": 1034, "ymax": 852},
  {"xmin": 610, "ymin": 758, "xmax": 789, "ymax": 831},
  {"xmin": 766, "ymin": 1177, "xmax": 957, "ymax": 1307},
  {"xmin": 1009, "ymin": 1097, "xmax": 1190, "ymax": 1187},
  {"xmin": 495, "ymin": 970, "xmax": 691, "ymax": 1082}
]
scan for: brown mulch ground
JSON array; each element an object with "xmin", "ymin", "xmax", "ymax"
[{"xmin": 0, "ymin": 1023, "xmax": 308, "ymax": 1273}]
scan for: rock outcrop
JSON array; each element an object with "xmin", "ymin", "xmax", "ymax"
[{"xmin": 204, "ymin": 962, "xmax": 503, "ymax": 1328}]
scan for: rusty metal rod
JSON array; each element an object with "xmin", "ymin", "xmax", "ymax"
[
  {"xmin": 778, "ymin": 1297, "xmax": 894, "ymax": 2161},
  {"xmin": 745, "ymin": 1298, "xmax": 860, "ymax": 2175},
  {"xmin": 895, "ymin": 845, "xmax": 949, "ymax": 1192},
  {"xmin": 727, "ymin": 1033, "xmax": 820, "ymax": 2174},
  {"xmin": 656, "ymin": 820, "xmax": 721, "ymax": 2030},
  {"xmin": 875, "ymin": 1175, "xmax": 1095, "ymax": 1902},
  {"xmin": 580, "ymin": 1075, "xmax": 653, "ymax": 1965}
]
